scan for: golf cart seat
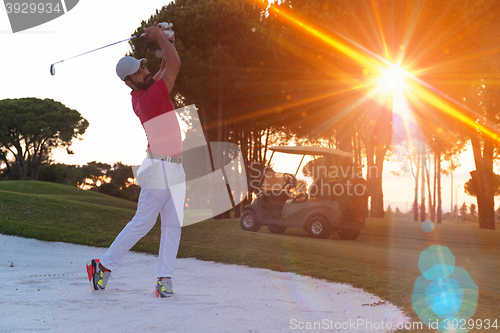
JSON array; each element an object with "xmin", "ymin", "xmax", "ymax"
[{"xmin": 308, "ymin": 177, "xmax": 330, "ymax": 201}]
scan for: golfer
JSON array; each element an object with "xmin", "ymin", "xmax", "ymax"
[{"xmin": 87, "ymin": 23, "xmax": 185, "ymax": 298}]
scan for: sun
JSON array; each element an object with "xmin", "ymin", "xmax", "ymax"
[
  {"xmin": 374, "ymin": 64, "xmax": 417, "ymax": 138},
  {"xmin": 378, "ymin": 65, "xmax": 407, "ymax": 92}
]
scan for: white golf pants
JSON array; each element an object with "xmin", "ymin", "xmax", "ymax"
[{"xmin": 100, "ymin": 161, "xmax": 185, "ymax": 278}]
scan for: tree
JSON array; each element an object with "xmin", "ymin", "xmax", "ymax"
[
  {"xmin": 435, "ymin": 142, "xmax": 466, "ymax": 224},
  {"xmin": 459, "ymin": 202, "xmax": 468, "ymax": 221},
  {"xmin": 105, "ymin": 162, "xmax": 139, "ymax": 201},
  {"xmin": 470, "ymin": 203, "xmax": 477, "ymax": 219},
  {"xmin": 77, "ymin": 161, "xmax": 111, "ymax": 189},
  {"xmin": 413, "ymin": 0, "xmax": 500, "ymax": 230},
  {"xmin": 464, "ymin": 174, "xmax": 500, "ymax": 197},
  {"xmin": 0, "ymin": 98, "xmax": 88, "ymax": 180},
  {"xmin": 107, "ymin": 162, "xmax": 134, "ymax": 190},
  {"xmin": 38, "ymin": 163, "xmax": 81, "ymax": 185},
  {"xmin": 36, "ymin": 161, "xmax": 140, "ymax": 201}
]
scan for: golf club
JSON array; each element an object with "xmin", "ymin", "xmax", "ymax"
[
  {"xmin": 49, "ymin": 23, "xmax": 173, "ymax": 75},
  {"xmin": 50, "ymin": 34, "xmax": 143, "ymax": 75}
]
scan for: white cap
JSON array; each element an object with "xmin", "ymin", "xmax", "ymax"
[{"xmin": 116, "ymin": 56, "xmax": 147, "ymax": 81}]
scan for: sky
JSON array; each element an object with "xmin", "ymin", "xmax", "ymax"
[
  {"xmin": 0, "ymin": 0, "xmax": 491, "ymax": 214},
  {"xmin": 0, "ymin": 0, "xmax": 172, "ymax": 165}
]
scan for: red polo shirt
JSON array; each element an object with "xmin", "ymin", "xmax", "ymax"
[{"xmin": 131, "ymin": 80, "xmax": 182, "ymax": 157}]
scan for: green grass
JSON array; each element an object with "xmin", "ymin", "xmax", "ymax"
[
  {"xmin": 0, "ymin": 180, "xmax": 137, "ymax": 210},
  {"xmin": 1, "ymin": 181, "xmax": 499, "ymax": 332}
]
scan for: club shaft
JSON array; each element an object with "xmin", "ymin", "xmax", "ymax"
[{"xmin": 54, "ymin": 34, "xmax": 141, "ymax": 65}]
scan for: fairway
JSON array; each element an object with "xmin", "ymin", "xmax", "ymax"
[{"xmin": 1, "ymin": 181, "xmax": 499, "ymax": 332}]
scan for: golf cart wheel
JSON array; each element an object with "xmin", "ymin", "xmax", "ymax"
[
  {"xmin": 268, "ymin": 225, "xmax": 287, "ymax": 234},
  {"xmin": 338, "ymin": 229, "xmax": 361, "ymax": 240},
  {"xmin": 306, "ymin": 215, "xmax": 332, "ymax": 239},
  {"xmin": 240, "ymin": 210, "xmax": 261, "ymax": 232}
]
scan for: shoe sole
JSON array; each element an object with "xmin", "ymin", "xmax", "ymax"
[{"xmin": 86, "ymin": 259, "xmax": 100, "ymax": 291}]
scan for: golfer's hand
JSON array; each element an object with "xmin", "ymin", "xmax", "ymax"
[
  {"xmin": 144, "ymin": 23, "xmax": 164, "ymax": 41},
  {"xmin": 158, "ymin": 23, "xmax": 175, "ymax": 40}
]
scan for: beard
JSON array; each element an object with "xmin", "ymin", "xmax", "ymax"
[{"xmin": 133, "ymin": 75, "xmax": 155, "ymax": 90}]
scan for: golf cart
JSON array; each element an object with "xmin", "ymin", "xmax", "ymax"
[{"xmin": 240, "ymin": 146, "xmax": 369, "ymax": 240}]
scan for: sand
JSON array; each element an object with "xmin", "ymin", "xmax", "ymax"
[{"xmin": 0, "ymin": 234, "xmax": 409, "ymax": 332}]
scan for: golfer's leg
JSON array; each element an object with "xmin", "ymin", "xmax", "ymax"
[
  {"xmin": 100, "ymin": 188, "xmax": 167, "ymax": 271},
  {"xmin": 157, "ymin": 182, "xmax": 185, "ymax": 278}
]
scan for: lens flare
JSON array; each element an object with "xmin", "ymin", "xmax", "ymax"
[
  {"xmin": 254, "ymin": 0, "xmax": 500, "ymax": 145},
  {"xmin": 379, "ymin": 66, "xmax": 406, "ymax": 92}
]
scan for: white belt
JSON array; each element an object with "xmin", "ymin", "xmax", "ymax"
[{"xmin": 161, "ymin": 156, "xmax": 183, "ymax": 164}]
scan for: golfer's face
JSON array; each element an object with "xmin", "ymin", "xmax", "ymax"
[
  {"xmin": 132, "ymin": 62, "xmax": 150, "ymax": 82},
  {"xmin": 130, "ymin": 62, "xmax": 154, "ymax": 90}
]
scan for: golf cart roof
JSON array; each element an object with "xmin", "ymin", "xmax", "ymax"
[{"xmin": 268, "ymin": 146, "xmax": 354, "ymax": 157}]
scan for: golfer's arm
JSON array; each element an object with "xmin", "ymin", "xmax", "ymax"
[
  {"xmin": 153, "ymin": 57, "xmax": 167, "ymax": 82},
  {"xmin": 157, "ymin": 37, "xmax": 181, "ymax": 93}
]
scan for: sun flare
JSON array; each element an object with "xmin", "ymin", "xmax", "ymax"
[{"xmin": 379, "ymin": 66, "xmax": 406, "ymax": 92}]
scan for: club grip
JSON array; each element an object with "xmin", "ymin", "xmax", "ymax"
[{"xmin": 158, "ymin": 23, "xmax": 173, "ymax": 29}]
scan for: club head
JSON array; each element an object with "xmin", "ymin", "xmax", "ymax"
[{"xmin": 50, "ymin": 64, "xmax": 55, "ymax": 76}]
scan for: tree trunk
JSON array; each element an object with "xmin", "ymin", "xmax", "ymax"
[
  {"xmin": 234, "ymin": 203, "xmax": 241, "ymax": 218},
  {"xmin": 437, "ymin": 150, "xmax": 442, "ymax": 224},
  {"xmin": 198, "ymin": 101, "xmax": 211, "ymax": 146},
  {"xmin": 470, "ymin": 170, "xmax": 495, "ymax": 230},
  {"xmin": 414, "ymin": 147, "xmax": 420, "ymax": 221},
  {"xmin": 367, "ymin": 145, "xmax": 386, "ymax": 218},
  {"xmin": 217, "ymin": 93, "xmax": 224, "ymax": 143},
  {"xmin": 29, "ymin": 154, "xmax": 35, "ymax": 180},
  {"xmin": 337, "ymin": 125, "xmax": 353, "ymax": 172},
  {"xmin": 213, "ymin": 92, "xmax": 224, "ymax": 220},
  {"xmin": 432, "ymin": 152, "xmax": 437, "ymax": 222},
  {"xmin": 241, "ymin": 125, "xmax": 247, "ymax": 161},
  {"xmin": 30, "ymin": 144, "xmax": 44, "ymax": 181},
  {"xmin": 470, "ymin": 137, "xmax": 495, "ymax": 230},
  {"xmin": 356, "ymin": 131, "xmax": 362, "ymax": 167},
  {"xmin": 420, "ymin": 144, "xmax": 426, "ymax": 222},
  {"xmin": 0, "ymin": 151, "xmax": 16, "ymax": 180},
  {"xmin": 352, "ymin": 133, "xmax": 359, "ymax": 166},
  {"xmin": 426, "ymin": 154, "xmax": 434, "ymax": 221},
  {"xmin": 256, "ymin": 130, "xmax": 262, "ymax": 163},
  {"xmin": 14, "ymin": 142, "xmax": 26, "ymax": 179},
  {"xmin": 263, "ymin": 127, "xmax": 270, "ymax": 164},
  {"xmin": 233, "ymin": 124, "xmax": 243, "ymax": 219}
]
